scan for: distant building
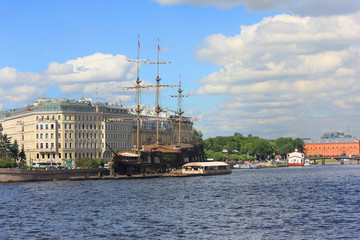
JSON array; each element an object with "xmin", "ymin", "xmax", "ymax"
[{"xmin": 303, "ymin": 132, "xmax": 360, "ymax": 157}]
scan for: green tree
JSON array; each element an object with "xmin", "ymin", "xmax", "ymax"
[
  {"xmin": 10, "ymin": 140, "xmax": 19, "ymax": 161},
  {"xmin": 18, "ymin": 148, "xmax": 26, "ymax": 168},
  {"xmin": 212, "ymin": 152, "xmax": 226, "ymax": 161},
  {"xmin": 0, "ymin": 157, "xmax": 17, "ymax": 168},
  {"xmin": 193, "ymin": 128, "xmax": 203, "ymax": 142},
  {"xmin": 76, "ymin": 157, "xmax": 107, "ymax": 168},
  {"xmin": 0, "ymin": 134, "xmax": 12, "ymax": 158},
  {"xmin": 228, "ymin": 154, "xmax": 240, "ymax": 161}
]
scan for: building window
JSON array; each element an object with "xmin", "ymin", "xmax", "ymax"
[{"xmin": 58, "ymin": 115, "xmax": 61, "ymax": 120}]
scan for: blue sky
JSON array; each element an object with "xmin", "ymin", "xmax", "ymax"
[{"xmin": 1, "ymin": 0, "xmax": 360, "ymax": 140}]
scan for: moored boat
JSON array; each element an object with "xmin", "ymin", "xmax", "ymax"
[
  {"xmin": 287, "ymin": 149, "xmax": 305, "ymax": 166},
  {"xmin": 182, "ymin": 161, "xmax": 231, "ymax": 175}
]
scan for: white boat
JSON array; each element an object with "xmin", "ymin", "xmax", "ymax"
[
  {"xmin": 233, "ymin": 164, "xmax": 240, "ymax": 169},
  {"xmin": 240, "ymin": 164, "xmax": 250, "ymax": 169},
  {"xmin": 182, "ymin": 161, "xmax": 231, "ymax": 175},
  {"xmin": 304, "ymin": 159, "xmax": 311, "ymax": 166}
]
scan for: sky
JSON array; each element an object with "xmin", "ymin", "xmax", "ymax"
[{"xmin": 1, "ymin": 0, "xmax": 360, "ymax": 140}]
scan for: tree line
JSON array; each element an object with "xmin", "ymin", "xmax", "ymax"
[
  {"xmin": 0, "ymin": 134, "xmax": 26, "ymax": 168},
  {"xmin": 203, "ymin": 132, "xmax": 304, "ymax": 161}
]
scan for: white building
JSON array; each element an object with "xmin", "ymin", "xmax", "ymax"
[
  {"xmin": 0, "ymin": 98, "xmax": 133, "ymax": 167},
  {"xmin": 287, "ymin": 149, "xmax": 305, "ymax": 166}
]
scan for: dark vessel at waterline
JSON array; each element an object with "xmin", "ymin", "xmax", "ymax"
[{"xmin": 109, "ymin": 141, "xmax": 206, "ymax": 176}]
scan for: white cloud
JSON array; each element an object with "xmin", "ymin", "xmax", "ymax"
[
  {"xmin": 153, "ymin": 0, "xmax": 360, "ymax": 16},
  {"xmin": 45, "ymin": 53, "xmax": 135, "ymax": 84},
  {"xmin": 194, "ymin": 12, "xmax": 360, "ymax": 138},
  {"xmin": 0, "ymin": 53, "xmax": 139, "ymax": 107}
]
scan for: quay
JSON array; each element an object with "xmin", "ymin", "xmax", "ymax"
[{"xmin": 0, "ymin": 168, "xmax": 201, "ymax": 183}]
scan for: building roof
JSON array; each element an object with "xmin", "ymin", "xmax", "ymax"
[{"xmin": 304, "ymin": 138, "xmax": 358, "ymax": 144}]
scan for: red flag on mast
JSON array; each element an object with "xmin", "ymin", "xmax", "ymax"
[
  {"xmin": 138, "ymin": 40, "xmax": 140, "ymax": 49},
  {"xmin": 158, "ymin": 45, "xmax": 160, "ymax": 52}
]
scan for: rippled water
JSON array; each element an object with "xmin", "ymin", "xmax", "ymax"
[{"xmin": 1, "ymin": 164, "xmax": 360, "ymax": 239}]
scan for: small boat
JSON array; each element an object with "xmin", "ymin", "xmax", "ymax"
[
  {"xmin": 304, "ymin": 159, "xmax": 311, "ymax": 166},
  {"xmin": 240, "ymin": 164, "xmax": 250, "ymax": 169},
  {"xmin": 182, "ymin": 161, "xmax": 231, "ymax": 175}
]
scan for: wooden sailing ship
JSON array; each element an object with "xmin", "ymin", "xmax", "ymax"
[{"xmin": 109, "ymin": 37, "xmax": 205, "ymax": 176}]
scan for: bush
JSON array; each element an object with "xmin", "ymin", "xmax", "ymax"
[
  {"xmin": 0, "ymin": 157, "xmax": 17, "ymax": 168},
  {"xmin": 76, "ymin": 157, "xmax": 107, "ymax": 168}
]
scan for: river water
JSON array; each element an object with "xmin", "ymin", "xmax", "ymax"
[{"xmin": 1, "ymin": 164, "xmax": 360, "ymax": 240}]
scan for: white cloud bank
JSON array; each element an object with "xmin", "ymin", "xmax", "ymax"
[
  {"xmin": 154, "ymin": 0, "xmax": 360, "ymax": 16},
  {"xmin": 0, "ymin": 53, "xmax": 138, "ymax": 106},
  {"xmin": 194, "ymin": 12, "xmax": 360, "ymax": 138}
]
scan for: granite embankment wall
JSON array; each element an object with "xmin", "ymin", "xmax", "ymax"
[{"xmin": 0, "ymin": 168, "xmax": 109, "ymax": 183}]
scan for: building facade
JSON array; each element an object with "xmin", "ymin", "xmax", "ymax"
[
  {"xmin": 0, "ymin": 98, "xmax": 196, "ymax": 166},
  {"xmin": 0, "ymin": 98, "xmax": 133, "ymax": 166},
  {"xmin": 304, "ymin": 132, "xmax": 360, "ymax": 157}
]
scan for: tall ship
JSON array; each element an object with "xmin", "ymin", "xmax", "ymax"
[{"xmin": 109, "ymin": 37, "xmax": 205, "ymax": 176}]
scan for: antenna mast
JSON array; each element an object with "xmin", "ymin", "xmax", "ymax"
[
  {"xmin": 145, "ymin": 38, "xmax": 171, "ymax": 144},
  {"xmin": 170, "ymin": 76, "xmax": 189, "ymax": 144}
]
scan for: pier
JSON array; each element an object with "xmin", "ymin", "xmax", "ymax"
[{"xmin": 308, "ymin": 156, "xmax": 360, "ymax": 165}]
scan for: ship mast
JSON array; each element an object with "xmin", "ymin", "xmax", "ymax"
[
  {"xmin": 119, "ymin": 37, "xmax": 178, "ymax": 149},
  {"xmin": 170, "ymin": 77, "xmax": 189, "ymax": 144},
  {"xmin": 146, "ymin": 38, "xmax": 170, "ymax": 144},
  {"xmin": 126, "ymin": 35, "xmax": 148, "ymax": 151}
]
